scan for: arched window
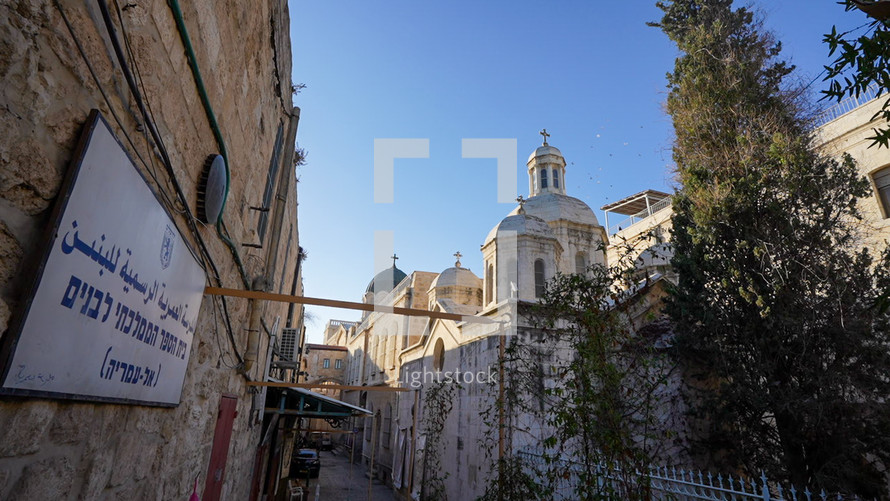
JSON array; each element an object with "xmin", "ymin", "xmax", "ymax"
[
  {"xmin": 540, "ymin": 169, "xmax": 548, "ymax": 189},
  {"xmin": 575, "ymin": 253, "xmax": 586, "ymax": 274},
  {"xmin": 552, "ymin": 169, "xmax": 560, "ymax": 189},
  {"xmin": 534, "ymin": 259, "xmax": 545, "ymax": 298},
  {"xmin": 433, "ymin": 338, "xmax": 445, "ymax": 372},
  {"xmin": 485, "ymin": 262, "xmax": 494, "ymax": 304}
]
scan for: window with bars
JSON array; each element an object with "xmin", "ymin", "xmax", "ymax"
[{"xmin": 540, "ymin": 169, "xmax": 548, "ymax": 189}]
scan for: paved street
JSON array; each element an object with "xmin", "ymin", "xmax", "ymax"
[{"xmin": 290, "ymin": 448, "xmax": 399, "ymax": 501}]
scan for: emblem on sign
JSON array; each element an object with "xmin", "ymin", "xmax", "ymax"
[{"xmin": 160, "ymin": 225, "xmax": 175, "ymax": 269}]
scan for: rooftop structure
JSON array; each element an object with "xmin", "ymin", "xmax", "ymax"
[{"xmin": 601, "ymin": 189, "xmax": 672, "ymax": 235}]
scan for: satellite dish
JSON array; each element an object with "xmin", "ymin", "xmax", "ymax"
[{"xmin": 197, "ymin": 154, "xmax": 227, "ymax": 224}]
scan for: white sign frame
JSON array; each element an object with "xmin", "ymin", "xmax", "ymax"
[{"xmin": 0, "ymin": 110, "xmax": 206, "ymax": 407}]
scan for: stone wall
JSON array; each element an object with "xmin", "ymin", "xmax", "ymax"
[
  {"xmin": 815, "ymin": 97, "xmax": 890, "ymax": 252},
  {"xmin": 0, "ymin": 0, "xmax": 298, "ymax": 499}
]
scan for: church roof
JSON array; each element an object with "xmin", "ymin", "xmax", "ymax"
[
  {"xmin": 430, "ymin": 266, "xmax": 481, "ymax": 290},
  {"xmin": 484, "ymin": 212, "xmax": 555, "ymax": 246},
  {"xmin": 365, "ymin": 265, "xmax": 408, "ymax": 294},
  {"xmin": 509, "ymin": 192, "xmax": 601, "ymax": 227}
]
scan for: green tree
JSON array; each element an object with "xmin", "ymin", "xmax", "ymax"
[
  {"xmin": 824, "ymin": 1, "xmax": 890, "ymax": 147},
  {"xmin": 480, "ymin": 263, "xmax": 670, "ymax": 501},
  {"xmin": 653, "ymin": 0, "xmax": 890, "ymax": 496}
]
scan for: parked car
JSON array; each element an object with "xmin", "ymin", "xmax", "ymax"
[
  {"xmin": 291, "ymin": 448, "xmax": 320, "ymax": 478},
  {"xmin": 319, "ymin": 432, "xmax": 332, "ymax": 451},
  {"xmin": 307, "ymin": 432, "xmax": 333, "ymax": 451}
]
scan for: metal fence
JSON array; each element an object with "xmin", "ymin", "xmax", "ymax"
[
  {"xmin": 608, "ymin": 197, "xmax": 673, "ymax": 236},
  {"xmin": 516, "ymin": 451, "xmax": 865, "ymax": 501},
  {"xmin": 814, "ymin": 84, "xmax": 883, "ymax": 128}
]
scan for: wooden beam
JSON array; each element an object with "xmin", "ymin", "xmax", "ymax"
[
  {"xmin": 248, "ymin": 381, "xmax": 410, "ymax": 392},
  {"xmin": 204, "ymin": 286, "xmax": 496, "ymax": 323},
  {"xmin": 302, "ymin": 429, "xmax": 356, "ymax": 434}
]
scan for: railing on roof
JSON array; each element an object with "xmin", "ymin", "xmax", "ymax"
[
  {"xmin": 328, "ymin": 319, "xmax": 357, "ymax": 329},
  {"xmin": 607, "ymin": 197, "xmax": 672, "ymax": 235},
  {"xmin": 814, "ymin": 84, "xmax": 883, "ymax": 128}
]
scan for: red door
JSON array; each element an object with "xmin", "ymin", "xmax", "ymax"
[{"xmin": 203, "ymin": 395, "xmax": 238, "ymax": 501}]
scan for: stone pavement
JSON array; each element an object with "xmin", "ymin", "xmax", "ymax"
[{"xmin": 290, "ymin": 448, "xmax": 399, "ymax": 501}]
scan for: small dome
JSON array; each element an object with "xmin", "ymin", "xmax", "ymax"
[
  {"xmin": 509, "ymin": 192, "xmax": 601, "ymax": 228},
  {"xmin": 527, "ymin": 144, "xmax": 564, "ymax": 163},
  {"xmin": 365, "ymin": 265, "xmax": 408, "ymax": 294},
  {"xmin": 430, "ymin": 266, "xmax": 481, "ymax": 290},
  {"xmin": 484, "ymin": 213, "xmax": 555, "ymax": 246}
]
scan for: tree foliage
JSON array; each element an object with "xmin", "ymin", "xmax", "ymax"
[
  {"xmin": 420, "ymin": 379, "xmax": 457, "ymax": 501},
  {"xmin": 481, "ymin": 264, "xmax": 671, "ymax": 501},
  {"xmin": 824, "ymin": 2, "xmax": 890, "ymax": 147},
  {"xmin": 654, "ymin": 0, "xmax": 890, "ymax": 496}
]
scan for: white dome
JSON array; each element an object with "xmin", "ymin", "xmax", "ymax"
[
  {"xmin": 430, "ymin": 266, "xmax": 481, "ymax": 290},
  {"xmin": 484, "ymin": 213, "xmax": 555, "ymax": 246},
  {"xmin": 509, "ymin": 193, "xmax": 601, "ymax": 227},
  {"xmin": 527, "ymin": 145, "xmax": 564, "ymax": 163}
]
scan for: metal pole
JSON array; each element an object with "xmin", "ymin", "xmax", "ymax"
[
  {"xmin": 350, "ymin": 429, "xmax": 356, "ymax": 498},
  {"xmin": 368, "ymin": 413, "xmax": 378, "ymax": 501},
  {"xmin": 408, "ymin": 390, "xmax": 419, "ymax": 497},
  {"xmin": 498, "ymin": 323, "xmax": 506, "ymax": 501}
]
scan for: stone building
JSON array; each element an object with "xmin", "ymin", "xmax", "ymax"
[
  {"xmin": 0, "ymin": 1, "xmax": 304, "ymax": 499},
  {"xmin": 300, "ymin": 343, "xmax": 347, "ymax": 388},
  {"xmin": 329, "ymin": 138, "xmax": 623, "ymax": 499},
  {"xmin": 328, "ymin": 99, "xmax": 890, "ymax": 498},
  {"xmin": 815, "ymin": 89, "xmax": 890, "ymax": 251}
]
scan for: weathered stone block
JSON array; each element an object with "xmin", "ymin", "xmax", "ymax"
[
  {"xmin": 79, "ymin": 448, "xmax": 113, "ymax": 500},
  {"xmin": 0, "ymin": 401, "xmax": 56, "ymax": 457},
  {"xmin": 8, "ymin": 455, "xmax": 74, "ymax": 501}
]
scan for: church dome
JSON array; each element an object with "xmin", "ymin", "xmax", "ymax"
[
  {"xmin": 365, "ymin": 265, "xmax": 408, "ymax": 294},
  {"xmin": 483, "ymin": 212, "xmax": 555, "ymax": 246},
  {"xmin": 527, "ymin": 144, "xmax": 564, "ymax": 163},
  {"xmin": 509, "ymin": 192, "xmax": 601, "ymax": 228},
  {"xmin": 430, "ymin": 266, "xmax": 481, "ymax": 290}
]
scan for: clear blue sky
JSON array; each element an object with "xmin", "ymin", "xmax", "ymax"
[{"xmin": 287, "ymin": 1, "xmax": 870, "ymax": 343}]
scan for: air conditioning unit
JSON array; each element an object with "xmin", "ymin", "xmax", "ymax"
[{"xmin": 280, "ymin": 327, "xmax": 300, "ymax": 361}]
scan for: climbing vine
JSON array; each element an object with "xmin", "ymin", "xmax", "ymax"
[{"xmin": 420, "ymin": 379, "xmax": 459, "ymax": 501}]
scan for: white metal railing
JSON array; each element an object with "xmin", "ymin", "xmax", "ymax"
[
  {"xmin": 814, "ymin": 84, "xmax": 883, "ymax": 128},
  {"xmin": 607, "ymin": 197, "xmax": 672, "ymax": 235},
  {"xmin": 516, "ymin": 451, "xmax": 866, "ymax": 501}
]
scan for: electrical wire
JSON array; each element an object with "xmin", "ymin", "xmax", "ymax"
[
  {"xmin": 95, "ymin": 0, "xmax": 244, "ymax": 366},
  {"xmin": 111, "ymin": 0, "xmax": 185, "ymax": 216},
  {"xmin": 55, "ymin": 0, "xmax": 237, "ymax": 354},
  {"xmin": 52, "ymin": 0, "xmax": 153, "ymax": 188}
]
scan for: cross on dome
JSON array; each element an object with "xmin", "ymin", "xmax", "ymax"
[
  {"xmin": 539, "ymin": 129, "xmax": 550, "ymax": 146},
  {"xmin": 454, "ymin": 251, "xmax": 462, "ymax": 268},
  {"xmin": 516, "ymin": 195, "xmax": 526, "ymax": 214},
  {"xmin": 391, "ymin": 253, "xmax": 399, "ymax": 267}
]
